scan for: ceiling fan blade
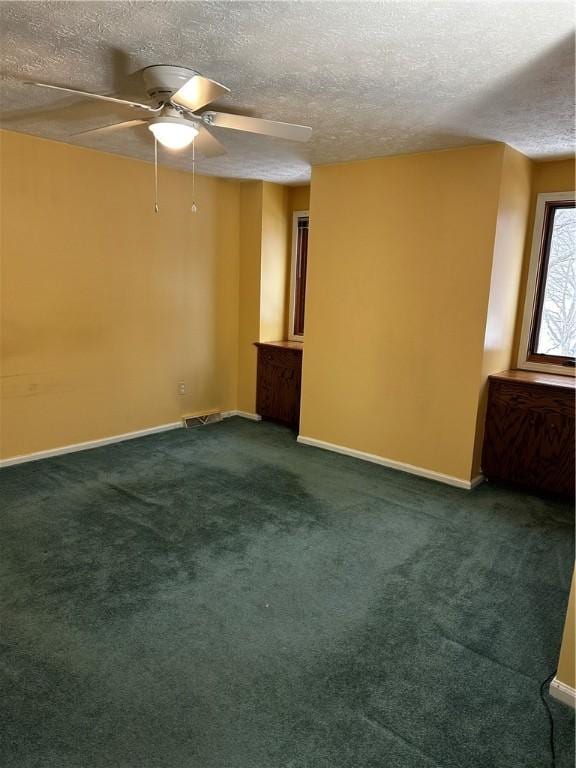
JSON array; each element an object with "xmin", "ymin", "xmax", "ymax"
[
  {"xmin": 25, "ymin": 81, "xmax": 162, "ymax": 113},
  {"xmin": 193, "ymin": 125, "xmax": 226, "ymax": 158},
  {"xmin": 171, "ymin": 75, "xmax": 230, "ymax": 112},
  {"xmin": 71, "ymin": 119, "xmax": 148, "ymax": 137},
  {"xmin": 203, "ymin": 112, "xmax": 312, "ymax": 142}
]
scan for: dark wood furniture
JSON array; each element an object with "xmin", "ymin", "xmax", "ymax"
[
  {"xmin": 255, "ymin": 341, "xmax": 303, "ymax": 430},
  {"xmin": 482, "ymin": 370, "xmax": 575, "ymax": 497}
]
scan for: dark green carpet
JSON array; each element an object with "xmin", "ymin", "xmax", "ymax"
[{"xmin": 0, "ymin": 418, "xmax": 574, "ymax": 768}]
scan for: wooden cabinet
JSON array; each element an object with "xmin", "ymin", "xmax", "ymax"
[
  {"xmin": 482, "ymin": 370, "xmax": 575, "ymax": 497},
  {"xmin": 255, "ymin": 341, "xmax": 303, "ymax": 431}
]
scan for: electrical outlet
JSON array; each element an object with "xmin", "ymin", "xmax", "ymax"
[{"xmin": 178, "ymin": 381, "xmax": 186, "ymax": 395}]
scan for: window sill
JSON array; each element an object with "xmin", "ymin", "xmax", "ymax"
[
  {"xmin": 492, "ymin": 369, "xmax": 576, "ymax": 389},
  {"xmin": 516, "ymin": 359, "xmax": 575, "ymax": 378},
  {"xmin": 254, "ymin": 340, "xmax": 303, "ymax": 351}
]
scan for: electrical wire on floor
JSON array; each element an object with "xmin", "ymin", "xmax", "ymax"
[{"xmin": 540, "ymin": 670, "xmax": 557, "ymax": 768}]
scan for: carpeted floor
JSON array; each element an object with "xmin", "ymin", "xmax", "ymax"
[{"xmin": 0, "ymin": 417, "xmax": 574, "ymax": 768}]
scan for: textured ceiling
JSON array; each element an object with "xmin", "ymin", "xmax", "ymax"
[{"xmin": 0, "ymin": 1, "xmax": 574, "ymax": 183}]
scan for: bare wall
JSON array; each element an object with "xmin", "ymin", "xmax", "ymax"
[
  {"xmin": 0, "ymin": 130, "xmax": 241, "ymax": 459},
  {"xmin": 299, "ymin": 144, "xmax": 511, "ymax": 482},
  {"xmin": 472, "ymin": 145, "xmax": 532, "ymax": 473}
]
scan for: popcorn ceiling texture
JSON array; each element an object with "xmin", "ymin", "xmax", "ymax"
[{"xmin": 0, "ymin": 1, "xmax": 574, "ymax": 183}]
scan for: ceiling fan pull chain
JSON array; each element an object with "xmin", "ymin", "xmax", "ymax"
[
  {"xmin": 191, "ymin": 140, "xmax": 197, "ymax": 214},
  {"xmin": 154, "ymin": 137, "xmax": 159, "ymax": 213}
]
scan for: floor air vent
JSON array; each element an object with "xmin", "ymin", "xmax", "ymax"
[{"xmin": 183, "ymin": 413, "xmax": 222, "ymax": 429}]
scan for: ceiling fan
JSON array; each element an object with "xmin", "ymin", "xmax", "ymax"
[{"xmin": 26, "ymin": 64, "xmax": 313, "ymax": 156}]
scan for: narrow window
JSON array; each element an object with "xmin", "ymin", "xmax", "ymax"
[
  {"xmin": 289, "ymin": 212, "xmax": 309, "ymax": 340},
  {"xmin": 519, "ymin": 193, "xmax": 576, "ymax": 373}
]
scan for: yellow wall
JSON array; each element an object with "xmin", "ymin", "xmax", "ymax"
[
  {"xmin": 2, "ymin": 132, "xmax": 567, "ymax": 478},
  {"xmin": 0, "ymin": 130, "xmax": 240, "ymax": 459},
  {"xmin": 472, "ymin": 145, "xmax": 532, "ymax": 472},
  {"xmin": 512, "ymin": 158, "xmax": 576, "ymax": 362},
  {"xmin": 260, "ymin": 182, "xmax": 290, "ymax": 342},
  {"xmin": 557, "ymin": 570, "xmax": 576, "ymax": 691},
  {"xmin": 236, "ymin": 182, "xmax": 263, "ymax": 413},
  {"xmin": 0, "ymin": 137, "xmax": 297, "ymax": 450},
  {"xmin": 299, "ymin": 144, "xmax": 523, "ymax": 483},
  {"xmin": 290, "ymin": 185, "xmax": 310, "ymax": 212},
  {"xmin": 236, "ymin": 180, "xmax": 294, "ymax": 411}
]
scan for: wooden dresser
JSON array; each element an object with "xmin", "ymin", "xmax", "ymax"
[
  {"xmin": 482, "ymin": 370, "xmax": 575, "ymax": 497},
  {"xmin": 254, "ymin": 341, "xmax": 303, "ymax": 431}
]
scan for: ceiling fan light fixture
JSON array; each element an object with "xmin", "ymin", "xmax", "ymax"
[{"xmin": 148, "ymin": 118, "xmax": 199, "ymax": 150}]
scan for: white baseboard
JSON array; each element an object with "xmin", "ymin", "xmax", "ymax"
[
  {"xmin": 0, "ymin": 411, "xmax": 265, "ymax": 469},
  {"xmin": 222, "ymin": 410, "xmax": 262, "ymax": 422},
  {"xmin": 297, "ymin": 435, "xmax": 483, "ymax": 490},
  {"xmin": 0, "ymin": 422, "xmax": 182, "ymax": 469},
  {"xmin": 550, "ymin": 677, "xmax": 576, "ymax": 709},
  {"xmin": 470, "ymin": 474, "xmax": 485, "ymax": 489}
]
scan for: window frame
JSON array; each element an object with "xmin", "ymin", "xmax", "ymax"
[
  {"xmin": 288, "ymin": 210, "xmax": 309, "ymax": 341},
  {"xmin": 517, "ymin": 191, "xmax": 576, "ymax": 376}
]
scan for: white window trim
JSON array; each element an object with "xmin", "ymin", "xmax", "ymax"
[
  {"xmin": 288, "ymin": 210, "xmax": 309, "ymax": 342},
  {"xmin": 517, "ymin": 190, "xmax": 576, "ymax": 376}
]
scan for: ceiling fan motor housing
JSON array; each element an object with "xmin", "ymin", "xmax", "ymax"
[{"xmin": 142, "ymin": 65, "xmax": 200, "ymax": 99}]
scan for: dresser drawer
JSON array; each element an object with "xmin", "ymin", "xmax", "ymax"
[
  {"xmin": 489, "ymin": 379, "xmax": 574, "ymax": 417},
  {"xmin": 257, "ymin": 345, "xmax": 302, "ymax": 370}
]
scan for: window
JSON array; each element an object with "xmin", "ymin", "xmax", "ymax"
[
  {"xmin": 518, "ymin": 192, "xmax": 576, "ymax": 373},
  {"xmin": 288, "ymin": 211, "xmax": 309, "ymax": 340}
]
